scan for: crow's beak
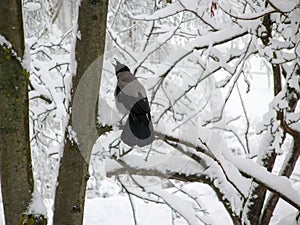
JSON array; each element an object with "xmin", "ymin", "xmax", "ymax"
[
  {"xmin": 112, "ymin": 57, "xmax": 118, "ymax": 67},
  {"xmin": 114, "ymin": 57, "xmax": 121, "ymax": 65}
]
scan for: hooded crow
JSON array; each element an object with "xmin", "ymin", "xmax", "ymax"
[{"xmin": 114, "ymin": 60, "xmax": 154, "ymax": 147}]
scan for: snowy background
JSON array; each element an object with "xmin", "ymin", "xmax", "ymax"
[{"xmin": 1, "ymin": 0, "xmax": 299, "ymax": 224}]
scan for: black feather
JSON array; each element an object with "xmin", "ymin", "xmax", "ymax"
[
  {"xmin": 120, "ymin": 98, "xmax": 154, "ymax": 147},
  {"xmin": 129, "ymin": 98, "xmax": 152, "ymax": 139},
  {"xmin": 114, "ymin": 85, "xmax": 121, "ymax": 97},
  {"xmin": 116, "ymin": 66, "xmax": 130, "ymax": 74}
]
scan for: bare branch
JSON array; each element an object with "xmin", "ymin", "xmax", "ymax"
[{"xmin": 236, "ymin": 83, "xmax": 251, "ymax": 154}]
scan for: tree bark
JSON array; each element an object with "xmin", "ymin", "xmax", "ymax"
[
  {"xmin": 260, "ymin": 136, "xmax": 300, "ymax": 225},
  {"xmin": 0, "ymin": 0, "xmax": 24, "ymax": 57},
  {"xmin": 0, "ymin": 2, "xmax": 48, "ymax": 224},
  {"xmin": 0, "ymin": 1, "xmax": 32, "ymax": 224},
  {"xmin": 260, "ymin": 65, "xmax": 300, "ymax": 224},
  {"xmin": 53, "ymin": 0, "xmax": 108, "ymax": 224},
  {"xmin": 244, "ymin": 13, "xmax": 280, "ymax": 225},
  {"xmin": 0, "ymin": 43, "xmax": 33, "ymax": 225}
]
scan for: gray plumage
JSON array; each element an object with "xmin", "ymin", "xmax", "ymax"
[{"xmin": 114, "ymin": 60, "xmax": 154, "ymax": 147}]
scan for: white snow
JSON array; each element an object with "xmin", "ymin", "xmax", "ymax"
[
  {"xmin": 227, "ymin": 156, "xmax": 300, "ymax": 208},
  {"xmin": 286, "ymin": 112, "xmax": 300, "ymax": 132},
  {"xmin": 83, "ymin": 195, "xmax": 180, "ymax": 225},
  {"xmin": 142, "ymin": 184, "xmax": 201, "ymax": 225},
  {"xmin": 82, "ymin": 181, "xmax": 232, "ymax": 225},
  {"xmin": 23, "ymin": 2, "xmax": 41, "ymax": 11},
  {"xmin": 268, "ymin": 0, "xmax": 298, "ymax": 12},
  {"xmin": 21, "ymin": 43, "xmax": 31, "ymax": 71},
  {"xmin": 0, "ymin": 35, "xmax": 19, "ymax": 59},
  {"xmin": 105, "ymin": 153, "xmax": 205, "ymax": 178},
  {"xmin": 0, "ymin": 36, "xmax": 12, "ymax": 49},
  {"xmin": 26, "ymin": 189, "xmax": 47, "ymax": 218},
  {"xmin": 97, "ymin": 98, "xmax": 121, "ymax": 125},
  {"xmin": 288, "ymin": 74, "xmax": 300, "ymax": 92}
]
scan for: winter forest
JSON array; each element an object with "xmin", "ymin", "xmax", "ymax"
[{"xmin": 0, "ymin": 0, "xmax": 299, "ymax": 225}]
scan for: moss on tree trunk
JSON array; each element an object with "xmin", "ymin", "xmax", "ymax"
[{"xmin": 0, "ymin": 44, "xmax": 33, "ymax": 225}]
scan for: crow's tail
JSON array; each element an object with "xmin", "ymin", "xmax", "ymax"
[{"xmin": 121, "ymin": 112, "xmax": 154, "ymax": 147}]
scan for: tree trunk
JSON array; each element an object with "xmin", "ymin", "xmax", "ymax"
[
  {"xmin": 53, "ymin": 0, "xmax": 108, "ymax": 224},
  {"xmin": 244, "ymin": 13, "xmax": 280, "ymax": 225},
  {"xmin": 0, "ymin": 43, "xmax": 33, "ymax": 225},
  {"xmin": 0, "ymin": 1, "xmax": 32, "ymax": 224},
  {"xmin": 0, "ymin": 1, "xmax": 47, "ymax": 224},
  {"xmin": 260, "ymin": 64, "xmax": 300, "ymax": 225}
]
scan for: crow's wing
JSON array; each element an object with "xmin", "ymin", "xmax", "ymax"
[{"xmin": 115, "ymin": 76, "xmax": 150, "ymax": 115}]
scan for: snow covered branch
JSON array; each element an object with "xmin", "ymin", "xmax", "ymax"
[{"xmin": 226, "ymin": 156, "xmax": 300, "ymax": 210}]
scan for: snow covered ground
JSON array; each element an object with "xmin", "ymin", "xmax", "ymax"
[
  {"xmin": 0, "ymin": 182, "xmax": 232, "ymax": 225},
  {"xmin": 0, "ymin": 179, "xmax": 298, "ymax": 225},
  {"xmin": 82, "ymin": 183, "xmax": 231, "ymax": 225},
  {"xmin": 82, "ymin": 187, "xmax": 299, "ymax": 225}
]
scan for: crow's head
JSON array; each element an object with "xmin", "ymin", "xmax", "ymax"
[{"xmin": 113, "ymin": 58, "xmax": 131, "ymax": 75}]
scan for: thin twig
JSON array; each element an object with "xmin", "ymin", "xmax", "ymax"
[
  {"xmin": 236, "ymin": 83, "xmax": 251, "ymax": 154},
  {"xmin": 116, "ymin": 176, "xmax": 138, "ymax": 225}
]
